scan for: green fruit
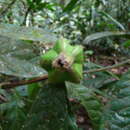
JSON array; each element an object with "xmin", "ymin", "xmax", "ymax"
[
  {"xmin": 48, "ymin": 63, "xmax": 82, "ymax": 84},
  {"xmin": 52, "ymin": 52, "xmax": 74, "ymax": 70},
  {"xmin": 70, "ymin": 63, "xmax": 83, "ymax": 83},
  {"xmin": 40, "ymin": 49, "xmax": 58, "ymax": 71},
  {"xmin": 53, "ymin": 37, "xmax": 73, "ymax": 55},
  {"xmin": 72, "ymin": 45, "xmax": 84, "ymax": 64},
  {"xmin": 48, "ymin": 70, "xmax": 70, "ymax": 84},
  {"xmin": 53, "ymin": 38, "xmax": 84, "ymax": 64},
  {"xmin": 40, "ymin": 37, "xmax": 84, "ymax": 84}
]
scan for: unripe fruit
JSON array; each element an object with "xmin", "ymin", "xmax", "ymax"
[
  {"xmin": 72, "ymin": 45, "xmax": 84, "ymax": 64},
  {"xmin": 40, "ymin": 38, "xmax": 84, "ymax": 84},
  {"xmin": 40, "ymin": 50, "xmax": 58, "ymax": 71},
  {"xmin": 48, "ymin": 63, "xmax": 82, "ymax": 84},
  {"xmin": 48, "ymin": 70, "xmax": 70, "ymax": 84},
  {"xmin": 53, "ymin": 37, "xmax": 73, "ymax": 55},
  {"xmin": 70, "ymin": 63, "xmax": 83, "ymax": 83}
]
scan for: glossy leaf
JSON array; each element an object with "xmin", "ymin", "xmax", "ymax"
[
  {"xmin": 123, "ymin": 40, "xmax": 130, "ymax": 48},
  {"xmin": 72, "ymin": 68, "xmax": 130, "ymax": 130},
  {"xmin": 0, "ymin": 36, "xmax": 37, "ymax": 60},
  {"xmin": 83, "ymin": 71, "xmax": 114, "ymax": 89},
  {"xmin": 63, "ymin": 0, "xmax": 79, "ymax": 13},
  {"xmin": 83, "ymin": 31, "xmax": 130, "ymax": 44},
  {"xmin": 0, "ymin": 24, "xmax": 57, "ymax": 43},
  {"xmin": 0, "ymin": 35, "xmax": 46, "ymax": 78},
  {"xmin": 84, "ymin": 62, "xmax": 119, "ymax": 84},
  {"xmin": 102, "ymin": 70, "xmax": 130, "ymax": 130},
  {"xmin": 99, "ymin": 11, "xmax": 126, "ymax": 31},
  {"xmin": 0, "ymin": 55, "xmax": 47, "ymax": 78}
]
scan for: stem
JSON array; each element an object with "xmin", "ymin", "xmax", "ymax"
[
  {"xmin": 0, "ymin": 95, "xmax": 8, "ymax": 102},
  {"xmin": 1, "ymin": 74, "xmax": 48, "ymax": 89},
  {"xmin": 22, "ymin": 7, "xmax": 31, "ymax": 25},
  {"xmin": 84, "ymin": 59, "xmax": 130, "ymax": 74},
  {"xmin": 0, "ymin": 0, "xmax": 17, "ymax": 17},
  {"xmin": 1, "ymin": 59, "xmax": 130, "ymax": 89}
]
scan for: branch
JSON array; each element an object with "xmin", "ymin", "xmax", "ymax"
[
  {"xmin": 22, "ymin": 0, "xmax": 34, "ymax": 25},
  {"xmin": 84, "ymin": 59, "xmax": 130, "ymax": 74},
  {"xmin": 1, "ymin": 59, "xmax": 130, "ymax": 89},
  {"xmin": 22, "ymin": 7, "xmax": 31, "ymax": 25},
  {"xmin": 1, "ymin": 74, "xmax": 48, "ymax": 89},
  {"xmin": 0, "ymin": 95, "xmax": 8, "ymax": 102},
  {"xmin": 0, "ymin": 0, "xmax": 17, "ymax": 17}
]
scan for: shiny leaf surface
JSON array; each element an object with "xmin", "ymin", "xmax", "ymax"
[
  {"xmin": 83, "ymin": 31, "xmax": 130, "ymax": 44},
  {"xmin": 0, "ymin": 55, "xmax": 46, "ymax": 78},
  {"xmin": 0, "ymin": 24, "xmax": 57, "ymax": 42},
  {"xmin": 103, "ymin": 70, "xmax": 130, "ymax": 130}
]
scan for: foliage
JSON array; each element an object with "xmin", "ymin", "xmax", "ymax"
[
  {"xmin": 66, "ymin": 70, "xmax": 130, "ymax": 130},
  {"xmin": 0, "ymin": 0, "xmax": 130, "ymax": 130},
  {"xmin": 21, "ymin": 83, "xmax": 78, "ymax": 130},
  {"xmin": 66, "ymin": 82, "xmax": 104, "ymax": 129}
]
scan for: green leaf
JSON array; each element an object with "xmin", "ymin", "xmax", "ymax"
[
  {"xmin": 0, "ymin": 24, "xmax": 57, "ymax": 43},
  {"xmin": 101, "ymin": 70, "xmax": 130, "ymax": 130},
  {"xmin": 0, "ymin": 90, "xmax": 26, "ymax": 130},
  {"xmin": 27, "ymin": 0, "xmax": 35, "ymax": 9},
  {"xmin": 0, "ymin": 36, "xmax": 37, "ymax": 60},
  {"xmin": 84, "ymin": 50, "xmax": 93, "ymax": 55},
  {"xmin": 0, "ymin": 35, "xmax": 46, "ymax": 78},
  {"xmin": 21, "ymin": 83, "xmax": 78, "ymax": 130},
  {"xmin": 123, "ymin": 40, "xmax": 130, "ymax": 48},
  {"xmin": 27, "ymin": 83, "xmax": 41, "ymax": 100},
  {"xmin": 83, "ymin": 72, "xmax": 114, "ymax": 89},
  {"xmin": 83, "ymin": 31, "xmax": 130, "ymax": 44},
  {"xmin": 0, "ymin": 55, "xmax": 47, "ymax": 78},
  {"xmin": 99, "ymin": 11, "xmax": 126, "ymax": 31},
  {"xmin": 84, "ymin": 62, "xmax": 119, "ymax": 83},
  {"xmin": 63, "ymin": 0, "xmax": 79, "ymax": 13},
  {"xmin": 66, "ymin": 82, "xmax": 103, "ymax": 129},
  {"xmin": 75, "ymin": 69, "xmax": 130, "ymax": 130}
]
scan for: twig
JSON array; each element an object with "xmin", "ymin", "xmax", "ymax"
[
  {"xmin": 22, "ymin": 7, "xmax": 31, "ymax": 25},
  {"xmin": 1, "ymin": 59, "xmax": 130, "ymax": 89},
  {"xmin": 1, "ymin": 74, "xmax": 48, "ymax": 89},
  {"xmin": 22, "ymin": 0, "xmax": 34, "ymax": 25},
  {"xmin": 0, "ymin": 95, "xmax": 8, "ymax": 102},
  {"xmin": 84, "ymin": 59, "xmax": 130, "ymax": 74},
  {"xmin": 0, "ymin": 0, "xmax": 17, "ymax": 17}
]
